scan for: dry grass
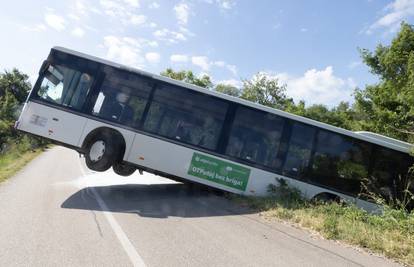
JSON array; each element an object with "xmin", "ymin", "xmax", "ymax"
[
  {"xmin": 232, "ymin": 185, "xmax": 414, "ymax": 266},
  {"xmin": 0, "ymin": 144, "xmax": 42, "ymax": 183}
]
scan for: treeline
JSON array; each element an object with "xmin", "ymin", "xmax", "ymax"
[
  {"xmin": 1, "ymin": 23, "xmax": 413, "ymax": 153},
  {"xmin": 0, "ymin": 69, "xmax": 46, "ymax": 153},
  {"xmin": 161, "ymin": 23, "xmax": 414, "ymax": 144}
]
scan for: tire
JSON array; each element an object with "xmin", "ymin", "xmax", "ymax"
[
  {"xmin": 312, "ymin": 193, "xmax": 341, "ymax": 204},
  {"xmin": 113, "ymin": 162, "xmax": 136, "ymax": 176},
  {"xmin": 85, "ymin": 132, "xmax": 117, "ymax": 172}
]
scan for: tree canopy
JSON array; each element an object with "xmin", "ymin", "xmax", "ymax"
[
  {"xmin": 160, "ymin": 68, "xmax": 213, "ymax": 89},
  {"xmin": 355, "ymin": 22, "xmax": 414, "ymax": 143},
  {"xmin": 0, "ymin": 69, "xmax": 32, "ymax": 145}
]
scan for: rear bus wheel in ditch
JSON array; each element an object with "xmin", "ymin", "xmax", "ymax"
[
  {"xmin": 85, "ymin": 133, "xmax": 117, "ymax": 172},
  {"xmin": 112, "ymin": 162, "xmax": 136, "ymax": 176}
]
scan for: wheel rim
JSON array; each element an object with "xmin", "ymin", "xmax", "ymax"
[{"xmin": 89, "ymin": 140, "xmax": 106, "ymax": 162}]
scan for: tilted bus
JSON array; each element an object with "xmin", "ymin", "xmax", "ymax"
[{"xmin": 16, "ymin": 47, "xmax": 414, "ymax": 210}]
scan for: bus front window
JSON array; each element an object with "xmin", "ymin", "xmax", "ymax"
[{"xmin": 37, "ymin": 65, "xmax": 93, "ymax": 110}]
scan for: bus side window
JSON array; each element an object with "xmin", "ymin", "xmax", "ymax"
[
  {"xmin": 310, "ymin": 130, "xmax": 371, "ymax": 196},
  {"xmin": 143, "ymin": 85, "xmax": 228, "ymax": 150},
  {"xmin": 225, "ymin": 107, "xmax": 284, "ymax": 168},
  {"xmin": 91, "ymin": 69, "xmax": 152, "ymax": 127},
  {"xmin": 370, "ymin": 147, "xmax": 412, "ymax": 201},
  {"xmin": 282, "ymin": 122, "xmax": 316, "ymax": 179}
]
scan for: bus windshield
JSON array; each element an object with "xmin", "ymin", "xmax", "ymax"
[{"xmin": 38, "ymin": 64, "xmax": 94, "ymax": 110}]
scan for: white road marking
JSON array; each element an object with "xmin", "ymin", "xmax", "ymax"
[{"xmin": 77, "ymin": 159, "xmax": 147, "ymax": 267}]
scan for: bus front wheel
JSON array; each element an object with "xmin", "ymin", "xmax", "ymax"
[
  {"xmin": 113, "ymin": 162, "xmax": 136, "ymax": 176},
  {"xmin": 85, "ymin": 133, "xmax": 117, "ymax": 172}
]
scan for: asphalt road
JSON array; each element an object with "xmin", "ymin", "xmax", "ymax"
[{"xmin": 0, "ymin": 146, "xmax": 402, "ymax": 267}]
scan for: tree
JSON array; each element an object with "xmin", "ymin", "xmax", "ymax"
[
  {"xmin": 214, "ymin": 83, "xmax": 241, "ymax": 97},
  {"xmin": 160, "ymin": 68, "xmax": 213, "ymax": 89},
  {"xmin": 0, "ymin": 68, "xmax": 32, "ymax": 145},
  {"xmin": 240, "ymin": 72, "xmax": 291, "ymax": 110},
  {"xmin": 355, "ymin": 22, "xmax": 414, "ymax": 142}
]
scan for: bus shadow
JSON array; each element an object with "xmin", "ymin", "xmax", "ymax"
[{"xmin": 61, "ymin": 183, "xmax": 252, "ymax": 218}]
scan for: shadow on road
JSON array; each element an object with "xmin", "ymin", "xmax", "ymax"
[{"xmin": 61, "ymin": 183, "xmax": 253, "ymax": 218}]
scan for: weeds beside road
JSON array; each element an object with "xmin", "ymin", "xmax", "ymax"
[
  {"xmin": 0, "ymin": 136, "xmax": 44, "ymax": 183},
  {"xmin": 232, "ymin": 181, "xmax": 414, "ymax": 266}
]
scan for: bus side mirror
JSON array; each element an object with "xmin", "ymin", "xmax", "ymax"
[{"xmin": 39, "ymin": 60, "xmax": 50, "ymax": 75}]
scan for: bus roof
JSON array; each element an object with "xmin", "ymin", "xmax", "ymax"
[{"xmin": 52, "ymin": 46, "xmax": 413, "ymax": 154}]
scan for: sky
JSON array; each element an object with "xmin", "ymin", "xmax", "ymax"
[{"xmin": 1, "ymin": 0, "xmax": 414, "ymax": 107}]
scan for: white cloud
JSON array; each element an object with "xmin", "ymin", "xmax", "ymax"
[
  {"xmin": 212, "ymin": 61, "xmax": 237, "ymax": 75},
  {"xmin": 212, "ymin": 61, "xmax": 225, "ymax": 67},
  {"xmin": 203, "ymin": 0, "xmax": 236, "ymax": 10},
  {"xmin": 145, "ymin": 52, "xmax": 160, "ymax": 64},
  {"xmin": 367, "ymin": 0, "xmax": 414, "ymax": 34},
  {"xmin": 74, "ymin": 0, "xmax": 87, "ymax": 15},
  {"xmin": 348, "ymin": 60, "xmax": 362, "ymax": 69},
  {"xmin": 192, "ymin": 56, "xmax": 210, "ymax": 71},
  {"xmin": 219, "ymin": 0, "xmax": 236, "ymax": 9},
  {"xmin": 124, "ymin": 0, "xmax": 139, "ymax": 7},
  {"xmin": 100, "ymin": 0, "xmax": 128, "ymax": 17},
  {"xmin": 149, "ymin": 2, "xmax": 160, "ymax": 9},
  {"xmin": 129, "ymin": 14, "xmax": 147, "ymax": 25},
  {"xmin": 170, "ymin": 54, "xmax": 189, "ymax": 63},
  {"xmin": 300, "ymin": 28, "xmax": 308, "ymax": 32},
  {"xmin": 270, "ymin": 66, "xmax": 356, "ymax": 106},
  {"xmin": 216, "ymin": 79, "xmax": 242, "ymax": 88},
  {"xmin": 153, "ymin": 28, "xmax": 187, "ymax": 43},
  {"xmin": 103, "ymin": 35, "xmax": 144, "ymax": 67},
  {"xmin": 174, "ymin": 2, "xmax": 190, "ymax": 25},
  {"xmin": 226, "ymin": 64, "xmax": 237, "ymax": 75},
  {"xmin": 71, "ymin": 27, "xmax": 85, "ymax": 37},
  {"xmin": 44, "ymin": 13, "xmax": 65, "ymax": 31},
  {"xmin": 20, "ymin": 23, "xmax": 47, "ymax": 32},
  {"xmin": 68, "ymin": 13, "xmax": 81, "ymax": 21}
]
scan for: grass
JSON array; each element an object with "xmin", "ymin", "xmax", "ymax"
[
  {"xmin": 231, "ymin": 179, "xmax": 414, "ymax": 266},
  {"xmin": 0, "ymin": 140, "xmax": 44, "ymax": 183}
]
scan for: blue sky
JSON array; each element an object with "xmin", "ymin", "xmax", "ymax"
[{"xmin": 1, "ymin": 0, "xmax": 414, "ymax": 106}]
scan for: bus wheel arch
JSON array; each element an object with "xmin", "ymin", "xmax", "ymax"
[{"xmin": 82, "ymin": 127, "xmax": 126, "ymax": 172}]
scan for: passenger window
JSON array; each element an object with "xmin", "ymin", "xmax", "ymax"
[
  {"xmin": 38, "ymin": 65, "xmax": 93, "ymax": 110},
  {"xmin": 143, "ymin": 85, "xmax": 228, "ymax": 150},
  {"xmin": 92, "ymin": 68, "xmax": 152, "ymax": 127},
  {"xmin": 225, "ymin": 107, "xmax": 285, "ymax": 168},
  {"xmin": 311, "ymin": 130, "xmax": 371, "ymax": 195},
  {"xmin": 370, "ymin": 147, "xmax": 413, "ymax": 200},
  {"xmin": 282, "ymin": 122, "xmax": 316, "ymax": 178}
]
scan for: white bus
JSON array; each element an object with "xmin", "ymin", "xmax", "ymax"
[{"xmin": 16, "ymin": 47, "xmax": 413, "ymax": 210}]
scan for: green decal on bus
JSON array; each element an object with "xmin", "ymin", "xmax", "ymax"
[{"xmin": 188, "ymin": 152, "xmax": 250, "ymax": 191}]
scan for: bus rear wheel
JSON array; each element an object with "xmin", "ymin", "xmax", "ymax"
[
  {"xmin": 85, "ymin": 133, "xmax": 117, "ymax": 172},
  {"xmin": 113, "ymin": 162, "xmax": 136, "ymax": 176}
]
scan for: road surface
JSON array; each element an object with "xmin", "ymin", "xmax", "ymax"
[{"xmin": 0, "ymin": 146, "xmax": 401, "ymax": 267}]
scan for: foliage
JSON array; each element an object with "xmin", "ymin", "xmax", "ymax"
[
  {"xmin": 355, "ymin": 22, "xmax": 414, "ymax": 143},
  {"xmin": 0, "ymin": 68, "xmax": 46, "ymax": 152},
  {"xmin": 232, "ymin": 180, "xmax": 414, "ymax": 266},
  {"xmin": 0, "ymin": 137, "xmax": 44, "ymax": 183},
  {"xmin": 240, "ymin": 72, "xmax": 292, "ymax": 110},
  {"xmin": 215, "ymin": 83, "xmax": 241, "ymax": 97},
  {"xmin": 161, "ymin": 68, "xmax": 213, "ymax": 89},
  {"xmin": 0, "ymin": 69, "xmax": 31, "ymax": 145}
]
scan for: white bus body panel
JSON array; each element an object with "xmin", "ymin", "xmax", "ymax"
[
  {"xmin": 17, "ymin": 101, "xmax": 88, "ymax": 147},
  {"xmin": 126, "ymin": 132, "xmax": 381, "ymax": 211}
]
